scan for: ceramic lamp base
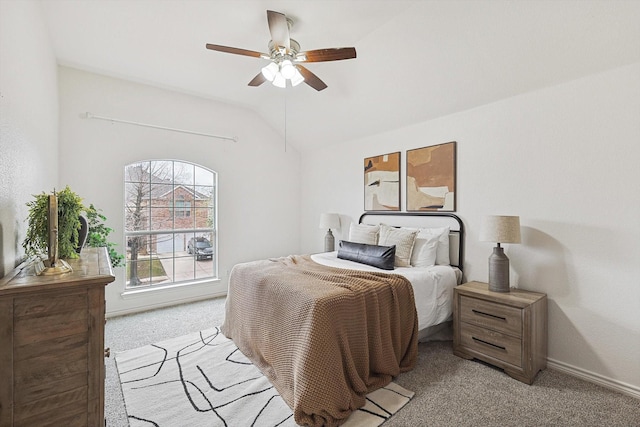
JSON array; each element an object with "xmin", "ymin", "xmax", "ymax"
[
  {"xmin": 324, "ymin": 230, "xmax": 335, "ymax": 252},
  {"xmin": 488, "ymin": 245, "xmax": 510, "ymax": 292}
]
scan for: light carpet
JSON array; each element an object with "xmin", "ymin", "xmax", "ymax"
[{"xmin": 115, "ymin": 327, "xmax": 414, "ymax": 427}]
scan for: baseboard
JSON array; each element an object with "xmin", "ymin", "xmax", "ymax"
[
  {"xmin": 106, "ymin": 292, "xmax": 226, "ymax": 318},
  {"xmin": 547, "ymin": 358, "xmax": 640, "ymax": 399}
]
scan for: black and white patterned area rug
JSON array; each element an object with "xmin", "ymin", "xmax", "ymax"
[{"xmin": 115, "ymin": 327, "xmax": 414, "ymax": 427}]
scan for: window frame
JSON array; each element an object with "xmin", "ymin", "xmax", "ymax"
[{"xmin": 123, "ymin": 160, "xmax": 218, "ymax": 290}]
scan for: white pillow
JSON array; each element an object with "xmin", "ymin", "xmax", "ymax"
[
  {"xmin": 410, "ymin": 231, "xmax": 440, "ymax": 267},
  {"xmin": 419, "ymin": 226, "xmax": 450, "ymax": 265},
  {"xmin": 349, "ymin": 223, "xmax": 379, "ymax": 245},
  {"xmin": 378, "ymin": 224, "xmax": 418, "ymax": 267}
]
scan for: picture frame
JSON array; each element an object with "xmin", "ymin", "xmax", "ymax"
[
  {"xmin": 364, "ymin": 152, "xmax": 400, "ymax": 211},
  {"xmin": 406, "ymin": 141, "xmax": 456, "ymax": 212}
]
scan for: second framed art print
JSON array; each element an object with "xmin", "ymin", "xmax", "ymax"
[
  {"xmin": 406, "ymin": 141, "xmax": 456, "ymax": 212},
  {"xmin": 364, "ymin": 152, "xmax": 400, "ymax": 211}
]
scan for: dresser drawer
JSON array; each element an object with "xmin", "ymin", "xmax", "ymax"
[
  {"xmin": 460, "ymin": 295, "xmax": 522, "ymax": 337},
  {"xmin": 460, "ymin": 322, "xmax": 522, "ymax": 367}
]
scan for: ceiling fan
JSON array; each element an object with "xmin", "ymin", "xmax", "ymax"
[{"xmin": 206, "ymin": 10, "xmax": 356, "ymax": 91}]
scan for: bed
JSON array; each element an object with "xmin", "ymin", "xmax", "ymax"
[{"xmin": 221, "ymin": 212, "xmax": 464, "ymax": 426}]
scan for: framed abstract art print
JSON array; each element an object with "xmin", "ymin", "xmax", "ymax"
[
  {"xmin": 406, "ymin": 141, "xmax": 456, "ymax": 212},
  {"xmin": 364, "ymin": 152, "xmax": 400, "ymax": 211}
]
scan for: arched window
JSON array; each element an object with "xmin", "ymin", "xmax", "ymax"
[{"xmin": 124, "ymin": 160, "xmax": 217, "ymax": 288}]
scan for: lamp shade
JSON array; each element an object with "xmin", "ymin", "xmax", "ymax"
[
  {"xmin": 261, "ymin": 62, "xmax": 279, "ymax": 82},
  {"xmin": 290, "ymin": 67, "xmax": 305, "ymax": 86},
  {"xmin": 280, "ymin": 59, "xmax": 296, "ymax": 79},
  {"xmin": 272, "ymin": 72, "xmax": 286, "ymax": 88},
  {"xmin": 319, "ymin": 213, "xmax": 340, "ymax": 230},
  {"xmin": 479, "ymin": 215, "xmax": 521, "ymax": 244}
]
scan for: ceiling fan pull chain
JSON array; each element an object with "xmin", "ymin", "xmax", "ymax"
[{"xmin": 284, "ymin": 88, "xmax": 288, "ymax": 153}]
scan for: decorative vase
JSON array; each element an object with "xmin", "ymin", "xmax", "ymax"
[{"xmin": 76, "ymin": 215, "xmax": 89, "ymax": 253}]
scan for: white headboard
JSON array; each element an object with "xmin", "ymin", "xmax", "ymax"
[{"xmin": 359, "ymin": 212, "xmax": 465, "ymax": 271}]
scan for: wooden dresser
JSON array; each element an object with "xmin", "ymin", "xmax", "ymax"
[
  {"xmin": 0, "ymin": 247, "xmax": 114, "ymax": 427},
  {"xmin": 453, "ymin": 281, "xmax": 547, "ymax": 384}
]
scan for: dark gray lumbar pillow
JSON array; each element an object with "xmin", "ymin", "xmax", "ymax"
[{"xmin": 337, "ymin": 240, "xmax": 396, "ymax": 270}]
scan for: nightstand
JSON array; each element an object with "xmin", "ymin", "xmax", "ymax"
[{"xmin": 453, "ymin": 281, "xmax": 547, "ymax": 384}]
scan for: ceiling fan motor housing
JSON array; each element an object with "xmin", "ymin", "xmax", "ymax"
[{"xmin": 268, "ymin": 39, "xmax": 300, "ymax": 63}]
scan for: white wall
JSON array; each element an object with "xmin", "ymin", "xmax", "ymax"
[
  {"xmin": 0, "ymin": 0, "xmax": 59, "ymax": 277},
  {"xmin": 300, "ymin": 63, "xmax": 640, "ymax": 395},
  {"xmin": 58, "ymin": 67, "xmax": 301, "ymax": 316},
  {"xmin": 2, "ymin": 0, "xmax": 637, "ymax": 396}
]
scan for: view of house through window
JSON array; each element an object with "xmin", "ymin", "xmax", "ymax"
[{"xmin": 124, "ymin": 160, "xmax": 217, "ymax": 289}]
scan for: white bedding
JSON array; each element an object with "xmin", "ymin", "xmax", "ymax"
[{"xmin": 311, "ymin": 251, "xmax": 462, "ymax": 333}]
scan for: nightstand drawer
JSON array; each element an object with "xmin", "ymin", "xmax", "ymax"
[
  {"xmin": 460, "ymin": 322, "xmax": 522, "ymax": 367},
  {"xmin": 460, "ymin": 295, "xmax": 522, "ymax": 337}
]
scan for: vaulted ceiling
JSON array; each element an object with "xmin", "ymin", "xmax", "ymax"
[{"xmin": 40, "ymin": 0, "xmax": 640, "ymax": 151}]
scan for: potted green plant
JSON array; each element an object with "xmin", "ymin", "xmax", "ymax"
[
  {"xmin": 85, "ymin": 204, "xmax": 124, "ymax": 267},
  {"xmin": 23, "ymin": 186, "xmax": 123, "ymax": 266},
  {"xmin": 23, "ymin": 186, "xmax": 83, "ymax": 259}
]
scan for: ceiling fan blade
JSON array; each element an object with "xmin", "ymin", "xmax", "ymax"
[
  {"xmin": 267, "ymin": 10, "xmax": 290, "ymax": 52},
  {"xmin": 296, "ymin": 47, "xmax": 357, "ymax": 63},
  {"xmin": 248, "ymin": 72, "xmax": 267, "ymax": 87},
  {"xmin": 206, "ymin": 43, "xmax": 266, "ymax": 58},
  {"xmin": 297, "ymin": 65, "xmax": 328, "ymax": 91}
]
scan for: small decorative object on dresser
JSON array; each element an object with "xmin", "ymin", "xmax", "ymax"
[
  {"xmin": 319, "ymin": 212, "xmax": 341, "ymax": 252},
  {"xmin": 479, "ymin": 215, "xmax": 521, "ymax": 292},
  {"xmin": 453, "ymin": 281, "xmax": 547, "ymax": 384}
]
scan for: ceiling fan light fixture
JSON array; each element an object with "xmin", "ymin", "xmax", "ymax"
[
  {"xmin": 206, "ymin": 10, "xmax": 357, "ymax": 91},
  {"xmin": 261, "ymin": 62, "xmax": 279, "ymax": 81},
  {"xmin": 280, "ymin": 59, "xmax": 296, "ymax": 79},
  {"xmin": 272, "ymin": 72, "xmax": 287, "ymax": 88},
  {"xmin": 290, "ymin": 67, "xmax": 305, "ymax": 86}
]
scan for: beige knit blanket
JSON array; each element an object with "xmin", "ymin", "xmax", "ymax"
[{"xmin": 221, "ymin": 255, "xmax": 418, "ymax": 427}]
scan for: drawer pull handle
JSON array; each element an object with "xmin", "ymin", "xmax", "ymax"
[
  {"xmin": 472, "ymin": 336, "xmax": 506, "ymax": 351},
  {"xmin": 472, "ymin": 309, "xmax": 506, "ymax": 321}
]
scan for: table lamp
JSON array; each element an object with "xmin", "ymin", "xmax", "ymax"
[
  {"xmin": 319, "ymin": 213, "xmax": 341, "ymax": 252},
  {"xmin": 479, "ymin": 215, "xmax": 521, "ymax": 292}
]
